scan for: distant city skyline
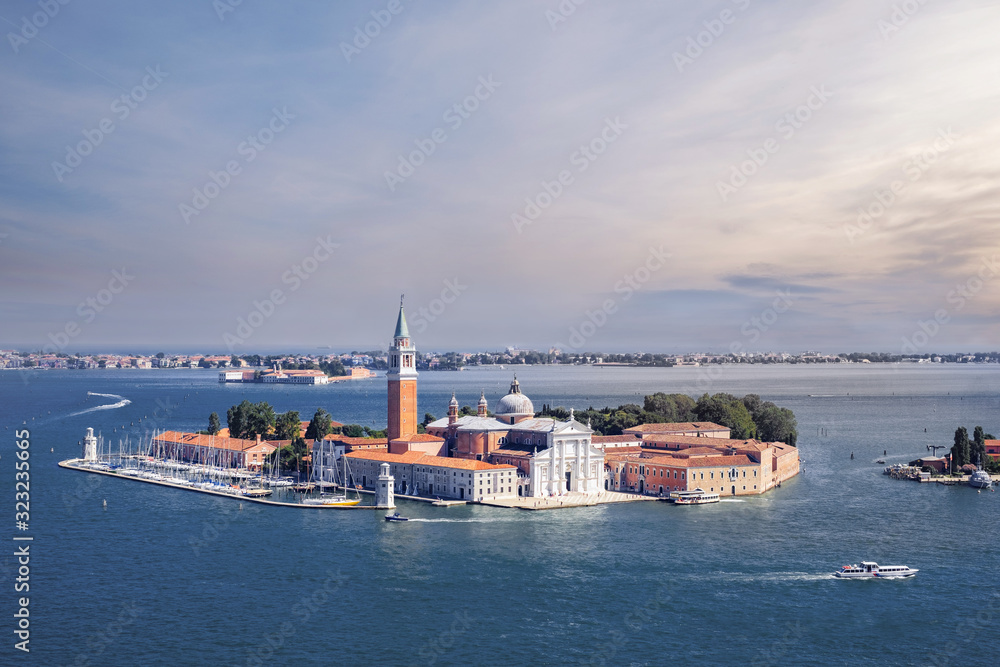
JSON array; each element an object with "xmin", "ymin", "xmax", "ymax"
[{"xmin": 2, "ymin": 1, "xmax": 999, "ymax": 354}]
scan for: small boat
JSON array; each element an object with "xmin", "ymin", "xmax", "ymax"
[
  {"xmin": 969, "ymin": 469, "xmax": 993, "ymax": 489},
  {"xmin": 384, "ymin": 512, "xmax": 409, "ymax": 522},
  {"xmin": 875, "ymin": 459, "xmax": 885, "ymax": 464},
  {"xmin": 669, "ymin": 488, "xmax": 720, "ymax": 505},
  {"xmin": 833, "ymin": 562, "xmax": 918, "ymax": 578},
  {"xmin": 431, "ymin": 497, "xmax": 450, "ymax": 507},
  {"xmin": 302, "ymin": 496, "xmax": 361, "ymax": 506}
]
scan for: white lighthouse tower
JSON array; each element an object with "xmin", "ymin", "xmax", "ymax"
[
  {"xmin": 83, "ymin": 427, "xmax": 98, "ymax": 462},
  {"xmin": 376, "ymin": 462, "xmax": 395, "ymax": 509}
]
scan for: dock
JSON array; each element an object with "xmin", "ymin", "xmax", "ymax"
[{"xmin": 58, "ymin": 460, "xmax": 383, "ymax": 510}]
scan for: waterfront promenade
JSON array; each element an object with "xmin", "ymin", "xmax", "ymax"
[{"xmin": 480, "ymin": 490, "xmax": 655, "ymax": 510}]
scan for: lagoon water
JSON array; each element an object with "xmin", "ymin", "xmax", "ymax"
[{"xmin": 3, "ymin": 364, "xmax": 999, "ymax": 666}]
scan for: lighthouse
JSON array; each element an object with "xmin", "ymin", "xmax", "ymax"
[
  {"xmin": 376, "ymin": 463, "xmax": 395, "ymax": 509},
  {"xmin": 83, "ymin": 427, "xmax": 98, "ymax": 462}
]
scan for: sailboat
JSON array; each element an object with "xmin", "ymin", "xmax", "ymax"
[{"xmin": 302, "ymin": 450, "xmax": 361, "ymax": 506}]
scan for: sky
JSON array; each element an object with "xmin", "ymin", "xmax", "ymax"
[{"xmin": 1, "ymin": 0, "xmax": 999, "ymax": 355}]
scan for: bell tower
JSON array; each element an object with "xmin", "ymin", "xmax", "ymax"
[{"xmin": 387, "ymin": 295, "xmax": 418, "ymax": 441}]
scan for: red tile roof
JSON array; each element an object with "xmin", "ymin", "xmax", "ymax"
[
  {"xmin": 345, "ymin": 450, "xmax": 515, "ymax": 471},
  {"xmin": 642, "ymin": 454, "xmax": 754, "ymax": 468},
  {"xmin": 592, "ymin": 434, "xmax": 642, "ymax": 443},
  {"xmin": 389, "ymin": 433, "xmax": 446, "ymax": 444},
  {"xmin": 154, "ymin": 430, "xmax": 269, "ymax": 453},
  {"xmin": 625, "ymin": 422, "xmax": 729, "ymax": 434}
]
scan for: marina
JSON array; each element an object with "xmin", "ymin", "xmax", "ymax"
[{"xmin": 58, "ymin": 459, "xmax": 382, "ymax": 509}]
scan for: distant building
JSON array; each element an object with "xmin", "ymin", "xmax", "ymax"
[{"xmin": 986, "ymin": 440, "xmax": 1000, "ymax": 458}]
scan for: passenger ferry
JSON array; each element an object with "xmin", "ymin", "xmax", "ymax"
[
  {"xmin": 833, "ymin": 562, "xmax": 918, "ymax": 578},
  {"xmin": 669, "ymin": 488, "xmax": 721, "ymax": 505}
]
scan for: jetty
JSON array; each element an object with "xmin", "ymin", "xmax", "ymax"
[{"xmin": 58, "ymin": 459, "xmax": 380, "ymax": 510}]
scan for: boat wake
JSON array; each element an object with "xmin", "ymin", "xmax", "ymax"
[
  {"xmin": 706, "ymin": 571, "xmax": 834, "ymax": 583},
  {"xmin": 68, "ymin": 392, "xmax": 131, "ymax": 417},
  {"xmin": 718, "ymin": 499, "xmax": 746, "ymax": 503},
  {"xmin": 406, "ymin": 518, "xmax": 513, "ymax": 523}
]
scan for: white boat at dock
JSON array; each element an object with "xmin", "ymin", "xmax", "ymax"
[
  {"xmin": 833, "ymin": 562, "xmax": 918, "ymax": 578},
  {"xmin": 969, "ymin": 469, "xmax": 993, "ymax": 489}
]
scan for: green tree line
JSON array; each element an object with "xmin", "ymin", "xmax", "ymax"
[
  {"xmin": 537, "ymin": 392, "xmax": 797, "ymax": 445},
  {"xmin": 951, "ymin": 425, "xmax": 997, "ymax": 473}
]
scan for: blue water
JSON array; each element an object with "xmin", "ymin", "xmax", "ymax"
[{"xmin": 2, "ymin": 364, "xmax": 999, "ymax": 666}]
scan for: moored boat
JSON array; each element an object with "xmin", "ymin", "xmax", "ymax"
[
  {"xmin": 301, "ymin": 496, "xmax": 361, "ymax": 506},
  {"xmin": 833, "ymin": 562, "xmax": 917, "ymax": 578},
  {"xmin": 969, "ymin": 469, "xmax": 993, "ymax": 489}
]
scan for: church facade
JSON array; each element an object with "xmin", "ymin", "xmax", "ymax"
[{"xmin": 426, "ymin": 378, "xmax": 605, "ymax": 498}]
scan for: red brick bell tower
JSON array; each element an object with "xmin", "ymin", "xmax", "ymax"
[{"xmin": 387, "ymin": 296, "xmax": 418, "ymax": 441}]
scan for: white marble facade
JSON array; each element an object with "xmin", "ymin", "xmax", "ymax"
[{"xmin": 528, "ymin": 417, "xmax": 604, "ymax": 497}]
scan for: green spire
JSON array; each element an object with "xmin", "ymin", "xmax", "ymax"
[{"xmin": 394, "ymin": 295, "xmax": 410, "ymax": 339}]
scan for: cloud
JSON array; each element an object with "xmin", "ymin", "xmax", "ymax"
[{"xmin": 2, "ymin": 0, "xmax": 1000, "ymax": 353}]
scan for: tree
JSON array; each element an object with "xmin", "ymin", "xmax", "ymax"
[
  {"xmin": 742, "ymin": 395, "xmax": 797, "ymax": 446},
  {"xmin": 207, "ymin": 412, "xmax": 221, "ymax": 436},
  {"xmin": 226, "ymin": 400, "xmax": 276, "ymax": 440},
  {"xmin": 753, "ymin": 404, "xmax": 798, "ymax": 446},
  {"xmin": 643, "ymin": 393, "xmax": 696, "ymax": 423},
  {"xmin": 972, "ymin": 426, "xmax": 987, "ymax": 467},
  {"xmin": 244, "ymin": 402, "xmax": 276, "ymax": 439},
  {"xmin": 341, "ymin": 424, "xmax": 365, "ymax": 438},
  {"xmin": 695, "ymin": 393, "xmax": 757, "ymax": 440},
  {"xmin": 951, "ymin": 427, "xmax": 971, "ymax": 472},
  {"xmin": 226, "ymin": 400, "xmax": 251, "ymax": 440},
  {"xmin": 320, "ymin": 358, "xmax": 348, "ymax": 377},
  {"xmin": 422, "ymin": 413, "xmax": 436, "ymax": 427},
  {"xmin": 156, "ymin": 352, "xmax": 165, "ymax": 359},
  {"xmin": 305, "ymin": 408, "xmax": 333, "ymax": 440},
  {"xmin": 275, "ymin": 411, "xmax": 302, "ymax": 441},
  {"xmin": 279, "ymin": 437, "xmax": 310, "ymax": 474}
]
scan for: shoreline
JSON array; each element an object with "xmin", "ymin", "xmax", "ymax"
[{"xmin": 59, "ymin": 459, "xmax": 655, "ymax": 511}]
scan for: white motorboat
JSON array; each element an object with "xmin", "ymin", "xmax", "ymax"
[
  {"xmin": 670, "ymin": 488, "xmax": 721, "ymax": 505},
  {"xmin": 833, "ymin": 562, "xmax": 918, "ymax": 578},
  {"xmin": 969, "ymin": 469, "xmax": 993, "ymax": 489}
]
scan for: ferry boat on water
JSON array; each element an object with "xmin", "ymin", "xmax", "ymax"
[
  {"xmin": 833, "ymin": 562, "xmax": 918, "ymax": 578},
  {"xmin": 669, "ymin": 488, "xmax": 721, "ymax": 505}
]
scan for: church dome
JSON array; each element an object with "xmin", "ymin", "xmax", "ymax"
[{"xmin": 495, "ymin": 376, "xmax": 534, "ymax": 420}]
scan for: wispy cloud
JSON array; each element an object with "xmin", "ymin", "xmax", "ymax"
[{"xmin": 2, "ymin": 0, "xmax": 999, "ymax": 352}]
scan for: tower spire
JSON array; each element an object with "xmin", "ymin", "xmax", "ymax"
[{"xmin": 394, "ymin": 294, "xmax": 410, "ymax": 339}]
